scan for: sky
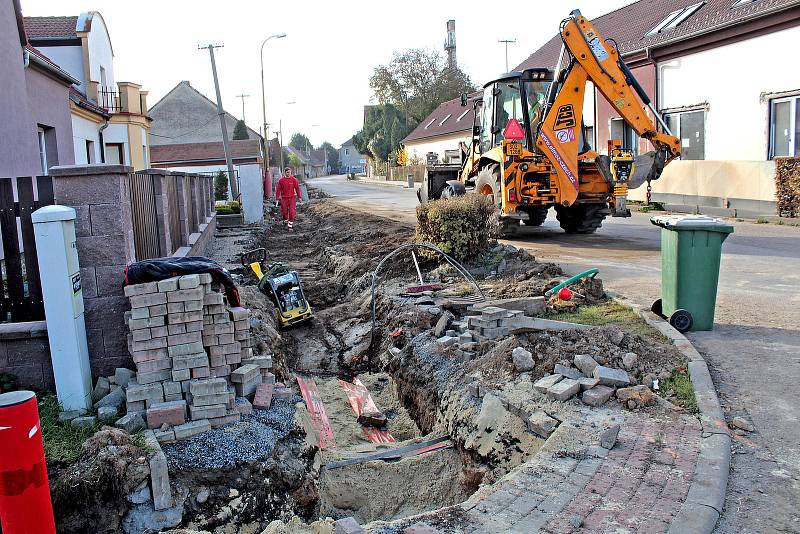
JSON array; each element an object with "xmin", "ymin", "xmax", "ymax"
[{"xmin": 21, "ymin": 0, "xmax": 633, "ymax": 148}]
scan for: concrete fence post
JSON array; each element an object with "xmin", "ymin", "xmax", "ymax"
[{"xmin": 48, "ymin": 164, "xmax": 135, "ymax": 377}]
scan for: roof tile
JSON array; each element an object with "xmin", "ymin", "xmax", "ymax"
[
  {"xmin": 517, "ymin": 0, "xmax": 800, "ymax": 69},
  {"xmin": 403, "ymin": 91, "xmax": 480, "ymax": 143},
  {"xmin": 150, "ymin": 140, "xmax": 262, "ymax": 165},
  {"xmin": 23, "ymin": 16, "xmax": 78, "ymax": 39}
]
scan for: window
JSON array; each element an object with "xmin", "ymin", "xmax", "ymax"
[
  {"xmin": 424, "ymin": 118, "xmax": 436, "ymax": 129},
  {"xmin": 480, "ymin": 85, "xmax": 494, "ymax": 152},
  {"xmin": 439, "ymin": 113, "xmax": 452, "ymax": 126},
  {"xmin": 610, "ymin": 118, "xmax": 639, "ymax": 155},
  {"xmin": 582, "ymin": 125, "xmax": 595, "ymax": 151},
  {"xmin": 646, "ymin": 2, "xmax": 704, "ymax": 35},
  {"xmin": 100, "ymin": 66, "xmax": 107, "ymax": 89},
  {"xmin": 664, "ymin": 110, "xmax": 705, "ymax": 160},
  {"xmin": 494, "ymin": 81, "xmax": 523, "ymax": 143},
  {"xmin": 732, "ymin": 0, "xmax": 756, "ymax": 6},
  {"xmin": 769, "ymin": 96, "xmax": 800, "ymax": 158},
  {"xmin": 345, "ymin": 148, "xmax": 350, "ymax": 156},
  {"xmin": 456, "ymin": 109, "xmax": 470, "ymax": 121},
  {"xmin": 85, "ymin": 140, "xmax": 96, "ymax": 163},
  {"xmin": 37, "ymin": 127, "xmax": 48, "ymax": 175},
  {"xmin": 105, "ymin": 143, "xmax": 124, "ymax": 165}
]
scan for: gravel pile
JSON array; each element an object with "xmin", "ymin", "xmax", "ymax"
[{"xmin": 163, "ymin": 397, "xmax": 301, "ymax": 470}]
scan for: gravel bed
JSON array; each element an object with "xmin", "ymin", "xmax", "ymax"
[{"xmin": 162, "ymin": 397, "xmax": 301, "ymax": 470}]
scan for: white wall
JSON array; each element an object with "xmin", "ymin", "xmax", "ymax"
[
  {"xmin": 86, "ymin": 15, "xmax": 114, "ymax": 90},
  {"xmin": 405, "ymin": 132, "xmax": 471, "ymax": 163},
  {"xmin": 658, "ymin": 25, "xmax": 800, "ymax": 161},
  {"xmin": 104, "ymin": 123, "xmax": 129, "ymax": 164},
  {"xmin": 37, "ymin": 45, "xmax": 85, "ymax": 89},
  {"xmin": 71, "ymin": 115, "xmax": 101, "ymax": 164}
]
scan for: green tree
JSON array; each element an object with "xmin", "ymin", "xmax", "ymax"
[
  {"xmin": 287, "ymin": 152, "xmax": 303, "ymax": 171},
  {"xmin": 232, "ymin": 120, "xmax": 249, "ymax": 140},
  {"xmin": 352, "ymin": 104, "xmax": 408, "ymax": 164},
  {"xmin": 370, "ymin": 48, "xmax": 475, "ymax": 125},
  {"xmin": 213, "ymin": 171, "xmax": 228, "ymax": 200},
  {"xmin": 289, "ymin": 133, "xmax": 312, "ymax": 152},
  {"xmin": 319, "ymin": 141, "xmax": 340, "ymax": 173}
]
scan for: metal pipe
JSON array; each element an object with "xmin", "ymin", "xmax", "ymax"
[{"xmin": 411, "ymin": 250, "xmax": 424, "ymax": 285}]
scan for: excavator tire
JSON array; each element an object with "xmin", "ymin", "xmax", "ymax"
[
  {"xmin": 554, "ymin": 203, "xmax": 611, "ymax": 234},
  {"xmin": 522, "ymin": 207, "xmax": 549, "ymax": 227},
  {"xmin": 473, "ymin": 165, "xmax": 501, "ymax": 210},
  {"xmin": 474, "ymin": 165, "xmax": 519, "ymax": 237}
]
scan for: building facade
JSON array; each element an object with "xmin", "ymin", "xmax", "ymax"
[
  {"xmin": 518, "ymin": 0, "xmax": 800, "ymax": 213},
  {"xmin": 24, "ymin": 11, "xmax": 152, "ymax": 170},
  {"xmin": 148, "ymin": 81, "xmax": 263, "ymax": 176},
  {"xmin": 338, "ymin": 137, "xmax": 366, "ymax": 174},
  {"xmin": 1, "ymin": 0, "xmax": 76, "ymax": 177}
]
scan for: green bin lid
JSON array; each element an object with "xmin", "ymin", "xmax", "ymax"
[{"xmin": 650, "ymin": 215, "xmax": 734, "ymax": 233}]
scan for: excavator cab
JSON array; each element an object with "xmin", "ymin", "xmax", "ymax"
[{"xmin": 477, "ymin": 69, "xmax": 552, "ymax": 154}]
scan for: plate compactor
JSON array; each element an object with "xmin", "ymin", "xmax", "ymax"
[{"xmin": 240, "ymin": 248, "xmax": 312, "ymax": 329}]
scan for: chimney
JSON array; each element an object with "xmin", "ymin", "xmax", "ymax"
[{"xmin": 445, "ymin": 20, "xmax": 457, "ymax": 70}]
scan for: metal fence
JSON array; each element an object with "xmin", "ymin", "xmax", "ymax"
[
  {"xmin": 98, "ymin": 87, "xmax": 121, "ymax": 113},
  {"xmin": 129, "ymin": 172, "xmax": 162, "ymax": 260},
  {"xmin": 389, "ymin": 165, "xmax": 427, "ymax": 182},
  {"xmin": 0, "ymin": 176, "xmax": 55, "ymax": 322},
  {"xmin": 164, "ymin": 174, "xmax": 182, "ymax": 251}
]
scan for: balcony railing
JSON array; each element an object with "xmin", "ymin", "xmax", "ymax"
[{"xmin": 98, "ymin": 87, "xmax": 121, "ymax": 113}]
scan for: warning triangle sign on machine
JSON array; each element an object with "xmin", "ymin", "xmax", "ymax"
[{"xmin": 503, "ymin": 118, "xmax": 525, "ymax": 140}]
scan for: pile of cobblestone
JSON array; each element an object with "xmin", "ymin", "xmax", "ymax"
[
  {"xmin": 526, "ymin": 352, "xmax": 658, "ymax": 433},
  {"xmin": 435, "ymin": 306, "xmax": 522, "ymax": 361}
]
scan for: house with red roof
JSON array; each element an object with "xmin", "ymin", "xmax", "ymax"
[
  {"xmin": 24, "ymin": 10, "xmax": 153, "ymax": 170},
  {"xmin": 401, "ymin": 92, "xmax": 480, "ymax": 165},
  {"xmin": 1, "ymin": 0, "xmax": 77, "ymax": 177}
]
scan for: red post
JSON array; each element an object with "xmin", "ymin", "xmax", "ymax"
[{"xmin": 0, "ymin": 391, "xmax": 56, "ymax": 534}]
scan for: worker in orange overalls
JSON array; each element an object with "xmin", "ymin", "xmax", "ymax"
[{"xmin": 275, "ymin": 166, "xmax": 302, "ymax": 230}]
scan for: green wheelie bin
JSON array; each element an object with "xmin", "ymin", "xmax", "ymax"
[{"xmin": 650, "ymin": 215, "xmax": 734, "ymax": 332}]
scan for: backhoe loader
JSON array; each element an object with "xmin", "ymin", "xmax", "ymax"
[{"xmin": 418, "ymin": 9, "xmax": 681, "ymax": 235}]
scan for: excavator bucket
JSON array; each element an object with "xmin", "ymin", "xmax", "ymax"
[{"xmin": 629, "ymin": 150, "xmax": 668, "ymax": 189}]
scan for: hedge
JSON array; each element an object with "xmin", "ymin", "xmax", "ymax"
[
  {"xmin": 776, "ymin": 157, "xmax": 800, "ymax": 217},
  {"xmin": 415, "ymin": 193, "xmax": 497, "ymax": 262}
]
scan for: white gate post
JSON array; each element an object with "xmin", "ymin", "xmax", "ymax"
[{"xmin": 32, "ymin": 205, "xmax": 92, "ymax": 411}]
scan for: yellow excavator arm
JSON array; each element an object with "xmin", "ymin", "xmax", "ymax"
[{"xmin": 536, "ymin": 9, "xmax": 681, "ymax": 205}]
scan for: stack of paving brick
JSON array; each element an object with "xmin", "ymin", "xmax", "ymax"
[
  {"xmin": 123, "ymin": 273, "xmax": 260, "ymax": 442},
  {"xmin": 186, "ymin": 378, "xmax": 240, "ymax": 428},
  {"xmin": 467, "ymin": 306, "xmax": 522, "ymax": 341},
  {"xmin": 202, "ymin": 293, "xmax": 254, "ymax": 378}
]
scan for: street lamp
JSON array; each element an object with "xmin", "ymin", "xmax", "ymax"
[{"xmin": 260, "ymin": 32, "xmax": 286, "ymax": 197}]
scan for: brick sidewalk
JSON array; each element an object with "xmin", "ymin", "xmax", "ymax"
[{"xmin": 377, "ymin": 414, "xmax": 702, "ymax": 534}]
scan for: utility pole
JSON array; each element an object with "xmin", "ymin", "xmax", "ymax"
[
  {"xmin": 199, "ymin": 44, "xmax": 238, "ymax": 200},
  {"xmin": 236, "ymin": 94, "xmax": 249, "ymax": 122},
  {"xmin": 278, "ymin": 119, "xmax": 284, "ymax": 170},
  {"xmin": 498, "ymin": 38, "xmax": 517, "ymax": 72}
]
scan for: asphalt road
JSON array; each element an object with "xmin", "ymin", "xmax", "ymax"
[{"xmin": 310, "ymin": 174, "xmax": 800, "ymax": 533}]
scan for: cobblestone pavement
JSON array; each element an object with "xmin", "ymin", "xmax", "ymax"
[{"xmin": 373, "ymin": 414, "xmax": 701, "ymax": 534}]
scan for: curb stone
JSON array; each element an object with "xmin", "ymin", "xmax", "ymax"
[{"xmin": 610, "ymin": 293, "xmax": 729, "ymax": 534}]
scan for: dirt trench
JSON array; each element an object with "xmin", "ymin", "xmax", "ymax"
[{"xmin": 48, "ymin": 196, "xmax": 688, "ymax": 533}]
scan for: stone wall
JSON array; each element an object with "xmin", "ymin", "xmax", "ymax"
[
  {"xmin": 0, "ymin": 321, "xmax": 53, "ymax": 390},
  {"xmin": 1, "ymin": 164, "xmax": 217, "ymax": 388},
  {"xmin": 50, "ymin": 164, "xmax": 136, "ymax": 377}
]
